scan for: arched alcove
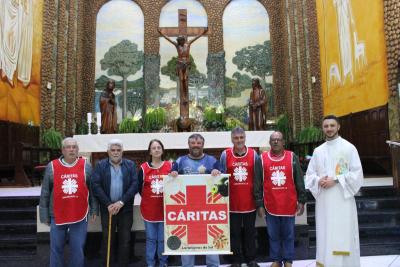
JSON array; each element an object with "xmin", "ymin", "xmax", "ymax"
[
  {"xmin": 158, "ymin": 0, "xmax": 208, "ymax": 113},
  {"xmin": 95, "ymin": 0, "xmax": 144, "ymax": 121},
  {"xmin": 223, "ymin": 0, "xmax": 272, "ymax": 126}
]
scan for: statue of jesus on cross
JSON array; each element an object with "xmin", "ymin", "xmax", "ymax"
[{"xmin": 158, "ymin": 9, "xmax": 208, "ymax": 131}]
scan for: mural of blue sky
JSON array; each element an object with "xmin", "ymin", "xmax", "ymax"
[
  {"xmin": 223, "ymin": 0, "xmax": 270, "ymax": 80},
  {"xmin": 95, "ymin": 0, "xmax": 144, "ymax": 81},
  {"xmin": 159, "ymin": 0, "xmax": 208, "ymax": 88}
]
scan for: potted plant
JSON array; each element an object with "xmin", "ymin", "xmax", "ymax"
[
  {"xmin": 143, "ymin": 107, "xmax": 167, "ymax": 132},
  {"xmin": 42, "ymin": 128, "xmax": 63, "ymax": 149},
  {"xmin": 118, "ymin": 117, "xmax": 141, "ymax": 133}
]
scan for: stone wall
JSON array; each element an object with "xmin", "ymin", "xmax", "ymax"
[
  {"xmin": 40, "ymin": 0, "xmax": 397, "ymax": 139},
  {"xmin": 384, "ymin": 0, "xmax": 400, "ymax": 140}
]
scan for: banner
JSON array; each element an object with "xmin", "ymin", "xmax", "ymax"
[{"xmin": 163, "ymin": 174, "xmax": 231, "ymax": 255}]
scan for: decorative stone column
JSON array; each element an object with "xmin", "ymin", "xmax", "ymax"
[
  {"xmin": 144, "ymin": 54, "xmax": 161, "ymax": 109},
  {"xmin": 206, "ymin": 51, "xmax": 226, "ymax": 106}
]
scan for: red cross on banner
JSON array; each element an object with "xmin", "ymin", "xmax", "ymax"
[{"xmin": 166, "ymin": 185, "xmax": 228, "ymax": 244}]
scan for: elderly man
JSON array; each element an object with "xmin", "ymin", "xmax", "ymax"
[
  {"xmin": 92, "ymin": 139, "xmax": 138, "ymax": 267},
  {"xmin": 305, "ymin": 115, "xmax": 363, "ymax": 267},
  {"xmin": 39, "ymin": 137, "xmax": 98, "ymax": 267},
  {"xmin": 254, "ymin": 131, "xmax": 307, "ymax": 267},
  {"xmin": 170, "ymin": 133, "xmax": 221, "ymax": 267},
  {"xmin": 219, "ymin": 127, "xmax": 261, "ymax": 267}
]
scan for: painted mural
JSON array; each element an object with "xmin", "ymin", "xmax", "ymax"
[
  {"xmin": 95, "ymin": 0, "xmax": 144, "ymax": 122},
  {"xmin": 0, "ymin": 0, "xmax": 42, "ymax": 125},
  {"xmin": 223, "ymin": 0, "xmax": 271, "ymax": 126},
  {"xmin": 317, "ymin": 0, "xmax": 389, "ymax": 116}
]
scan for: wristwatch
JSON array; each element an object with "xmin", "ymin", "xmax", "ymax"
[
  {"xmin": 118, "ymin": 200, "xmax": 124, "ymax": 206},
  {"xmin": 334, "ymin": 178, "xmax": 339, "ymax": 184}
]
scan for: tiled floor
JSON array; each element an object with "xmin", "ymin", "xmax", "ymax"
[
  {"xmin": 1, "ymin": 182, "xmax": 398, "ymax": 267},
  {"xmin": 210, "ymin": 255, "xmax": 400, "ymax": 267},
  {"xmin": 171, "ymin": 255, "xmax": 400, "ymax": 267}
]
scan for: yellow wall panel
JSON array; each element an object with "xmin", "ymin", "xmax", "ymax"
[
  {"xmin": 0, "ymin": 97, "xmax": 7, "ymax": 119},
  {"xmin": 0, "ymin": 1, "xmax": 43, "ymax": 125},
  {"xmin": 316, "ymin": 0, "xmax": 389, "ymax": 116}
]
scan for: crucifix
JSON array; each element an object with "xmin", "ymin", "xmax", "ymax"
[{"xmin": 158, "ymin": 9, "xmax": 208, "ymax": 131}]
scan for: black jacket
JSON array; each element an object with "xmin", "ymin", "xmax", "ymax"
[{"xmin": 92, "ymin": 158, "xmax": 138, "ymax": 214}]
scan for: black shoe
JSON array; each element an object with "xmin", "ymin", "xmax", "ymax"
[
  {"xmin": 247, "ymin": 261, "xmax": 260, "ymax": 267},
  {"xmin": 230, "ymin": 264, "xmax": 241, "ymax": 267}
]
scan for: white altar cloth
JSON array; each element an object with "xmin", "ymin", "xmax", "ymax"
[{"xmin": 73, "ymin": 131, "xmax": 273, "ymax": 153}]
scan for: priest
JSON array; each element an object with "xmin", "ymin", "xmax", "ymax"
[{"xmin": 305, "ymin": 115, "xmax": 363, "ymax": 267}]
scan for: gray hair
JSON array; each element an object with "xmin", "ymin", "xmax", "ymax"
[
  {"xmin": 62, "ymin": 137, "xmax": 78, "ymax": 148},
  {"xmin": 231, "ymin": 127, "xmax": 245, "ymax": 136},
  {"xmin": 107, "ymin": 139, "xmax": 123, "ymax": 150}
]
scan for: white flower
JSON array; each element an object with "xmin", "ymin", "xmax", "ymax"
[
  {"xmin": 271, "ymin": 170, "xmax": 286, "ymax": 186},
  {"xmin": 233, "ymin": 166, "xmax": 248, "ymax": 182},
  {"xmin": 216, "ymin": 105, "xmax": 224, "ymax": 114},
  {"xmin": 151, "ymin": 179, "xmax": 163, "ymax": 194},
  {"xmin": 62, "ymin": 178, "xmax": 78, "ymax": 194}
]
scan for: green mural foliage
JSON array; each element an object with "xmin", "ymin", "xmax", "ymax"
[
  {"xmin": 225, "ymin": 72, "xmax": 252, "ymax": 98},
  {"xmin": 161, "ymin": 54, "xmax": 201, "ymax": 82},
  {"xmin": 232, "ymin": 40, "xmax": 272, "ymax": 83}
]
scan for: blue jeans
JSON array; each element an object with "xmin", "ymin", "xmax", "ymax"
[
  {"xmin": 145, "ymin": 221, "xmax": 168, "ymax": 267},
  {"xmin": 181, "ymin": 254, "xmax": 220, "ymax": 267},
  {"xmin": 265, "ymin": 212, "xmax": 295, "ymax": 264},
  {"xmin": 50, "ymin": 217, "xmax": 88, "ymax": 267}
]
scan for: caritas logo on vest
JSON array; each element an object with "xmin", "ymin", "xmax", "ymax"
[
  {"xmin": 60, "ymin": 174, "xmax": 79, "ymax": 198},
  {"xmin": 269, "ymin": 166, "xmax": 287, "ymax": 189}
]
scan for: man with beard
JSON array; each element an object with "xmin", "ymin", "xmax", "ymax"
[
  {"xmin": 170, "ymin": 133, "xmax": 221, "ymax": 267},
  {"xmin": 92, "ymin": 139, "xmax": 138, "ymax": 267},
  {"xmin": 219, "ymin": 127, "xmax": 260, "ymax": 267},
  {"xmin": 305, "ymin": 115, "xmax": 363, "ymax": 267}
]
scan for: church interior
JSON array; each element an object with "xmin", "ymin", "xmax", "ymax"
[{"xmin": 0, "ymin": 0, "xmax": 400, "ymax": 265}]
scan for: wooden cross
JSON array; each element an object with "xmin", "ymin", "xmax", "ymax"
[{"xmin": 158, "ymin": 9, "xmax": 209, "ymax": 38}]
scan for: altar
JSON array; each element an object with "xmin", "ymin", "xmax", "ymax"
[
  {"xmin": 73, "ymin": 131, "xmax": 274, "ymax": 166},
  {"xmin": 73, "ymin": 131, "xmax": 273, "ymax": 153}
]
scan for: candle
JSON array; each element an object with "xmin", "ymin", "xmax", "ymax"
[
  {"xmin": 96, "ymin": 112, "xmax": 101, "ymax": 127},
  {"xmin": 87, "ymin": 113, "xmax": 92, "ymax": 124}
]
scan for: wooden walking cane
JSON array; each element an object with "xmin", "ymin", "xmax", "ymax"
[{"xmin": 106, "ymin": 214, "xmax": 112, "ymax": 267}]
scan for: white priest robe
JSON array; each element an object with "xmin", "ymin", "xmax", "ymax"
[{"xmin": 305, "ymin": 137, "xmax": 363, "ymax": 267}]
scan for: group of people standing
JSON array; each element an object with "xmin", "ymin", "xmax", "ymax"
[{"xmin": 39, "ymin": 114, "xmax": 363, "ymax": 267}]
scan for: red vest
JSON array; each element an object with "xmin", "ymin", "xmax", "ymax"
[
  {"xmin": 261, "ymin": 151, "xmax": 297, "ymax": 216},
  {"xmin": 140, "ymin": 161, "xmax": 172, "ymax": 222},
  {"xmin": 52, "ymin": 158, "xmax": 89, "ymax": 225},
  {"xmin": 225, "ymin": 147, "xmax": 256, "ymax": 212}
]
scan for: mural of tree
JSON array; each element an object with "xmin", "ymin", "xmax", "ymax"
[
  {"xmin": 100, "ymin": 40, "xmax": 143, "ymax": 118},
  {"xmin": 224, "ymin": 72, "xmax": 252, "ymax": 98},
  {"xmin": 189, "ymin": 72, "xmax": 207, "ymax": 104},
  {"xmin": 233, "ymin": 71, "xmax": 252, "ymax": 89},
  {"xmin": 224, "ymin": 77, "xmax": 238, "ymax": 97},
  {"xmin": 232, "ymin": 40, "xmax": 272, "ymax": 83},
  {"xmin": 126, "ymin": 78, "xmax": 144, "ymax": 116},
  {"xmin": 161, "ymin": 54, "xmax": 205, "ymax": 100},
  {"xmin": 161, "ymin": 54, "xmax": 199, "ymax": 82}
]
